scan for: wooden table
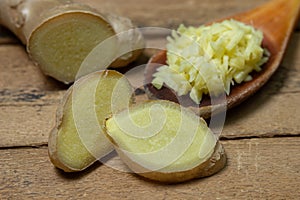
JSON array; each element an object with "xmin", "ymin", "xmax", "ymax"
[{"xmin": 1, "ymin": 0, "xmax": 299, "ymax": 199}]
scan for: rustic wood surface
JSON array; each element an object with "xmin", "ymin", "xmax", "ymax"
[
  {"xmin": 1, "ymin": 138, "xmax": 299, "ymax": 199},
  {"xmin": 0, "ymin": 0, "xmax": 299, "ymax": 199}
]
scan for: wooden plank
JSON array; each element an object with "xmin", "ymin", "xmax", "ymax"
[
  {"xmin": 0, "ymin": 0, "xmax": 298, "ymax": 198},
  {"xmin": 0, "ymin": 31, "xmax": 299, "ymax": 90},
  {"xmin": 221, "ymin": 33, "xmax": 300, "ymax": 138},
  {"xmin": 0, "ymin": 34, "xmax": 299, "ymax": 147},
  {"xmin": 1, "ymin": 0, "xmax": 288, "ymax": 45},
  {"xmin": 0, "ymin": 46, "xmax": 68, "ymax": 91},
  {"xmin": 79, "ymin": 0, "xmax": 270, "ymax": 28},
  {"xmin": 1, "ymin": 91, "xmax": 300, "ymax": 147},
  {"xmin": 0, "ymin": 90, "xmax": 63, "ymax": 106},
  {"xmin": 223, "ymin": 92, "xmax": 300, "ymax": 138},
  {"xmin": 0, "ymin": 3, "xmax": 299, "ymax": 146},
  {"xmin": 0, "ymin": 105, "xmax": 57, "ymax": 147},
  {"xmin": 0, "ymin": 43, "xmax": 299, "ymax": 146},
  {"xmin": 0, "ymin": 137, "xmax": 299, "ymax": 199},
  {"xmin": 0, "ymin": 0, "xmax": 298, "ymax": 46}
]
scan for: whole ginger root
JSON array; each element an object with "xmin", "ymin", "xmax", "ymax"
[{"xmin": 0, "ymin": 0, "xmax": 145, "ymax": 83}]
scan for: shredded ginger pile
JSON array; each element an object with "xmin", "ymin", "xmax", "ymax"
[{"xmin": 152, "ymin": 19, "xmax": 269, "ymax": 104}]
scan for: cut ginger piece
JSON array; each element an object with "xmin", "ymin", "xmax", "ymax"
[
  {"xmin": 0, "ymin": 0, "xmax": 144, "ymax": 83},
  {"xmin": 105, "ymin": 100, "xmax": 226, "ymax": 183},
  {"xmin": 48, "ymin": 70, "xmax": 134, "ymax": 172},
  {"xmin": 29, "ymin": 12, "xmax": 118, "ymax": 83}
]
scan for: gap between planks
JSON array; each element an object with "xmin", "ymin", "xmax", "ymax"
[
  {"xmin": 0, "ymin": 33, "xmax": 300, "ymax": 147},
  {"xmin": 0, "ymin": 137, "xmax": 299, "ymax": 199}
]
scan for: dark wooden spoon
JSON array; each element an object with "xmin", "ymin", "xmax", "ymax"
[{"xmin": 144, "ymin": 0, "xmax": 300, "ymax": 118}]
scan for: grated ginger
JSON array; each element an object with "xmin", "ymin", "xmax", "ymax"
[{"xmin": 152, "ymin": 19, "xmax": 270, "ymax": 104}]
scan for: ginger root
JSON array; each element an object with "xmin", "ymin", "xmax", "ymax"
[
  {"xmin": 105, "ymin": 100, "xmax": 226, "ymax": 183},
  {"xmin": 0, "ymin": 0, "xmax": 144, "ymax": 83},
  {"xmin": 48, "ymin": 70, "xmax": 134, "ymax": 172}
]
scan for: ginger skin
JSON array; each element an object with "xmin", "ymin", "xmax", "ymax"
[{"xmin": 0, "ymin": 0, "xmax": 144, "ymax": 83}]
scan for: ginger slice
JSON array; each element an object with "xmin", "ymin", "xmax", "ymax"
[
  {"xmin": 29, "ymin": 12, "xmax": 117, "ymax": 83},
  {"xmin": 105, "ymin": 100, "xmax": 226, "ymax": 183},
  {"xmin": 48, "ymin": 70, "xmax": 134, "ymax": 172}
]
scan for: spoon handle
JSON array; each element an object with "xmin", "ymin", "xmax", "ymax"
[{"xmin": 234, "ymin": 0, "xmax": 300, "ymax": 52}]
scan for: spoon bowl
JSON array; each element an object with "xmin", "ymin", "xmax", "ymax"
[{"xmin": 144, "ymin": 0, "xmax": 300, "ymax": 118}]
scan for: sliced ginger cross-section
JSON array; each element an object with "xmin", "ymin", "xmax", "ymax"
[
  {"xmin": 105, "ymin": 100, "xmax": 226, "ymax": 183},
  {"xmin": 48, "ymin": 70, "xmax": 134, "ymax": 172}
]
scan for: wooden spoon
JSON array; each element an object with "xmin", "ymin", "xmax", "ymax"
[{"xmin": 144, "ymin": 0, "xmax": 300, "ymax": 118}]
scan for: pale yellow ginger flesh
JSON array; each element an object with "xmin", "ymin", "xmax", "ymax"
[
  {"xmin": 152, "ymin": 19, "xmax": 270, "ymax": 104},
  {"xmin": 0, "ymin": 0, "xmax": 145, "ymax": 84},
  {"xmin": 48, "ymin": 70, "xmax": 133, "ymax": 172},
  {"xmin": 29, "ymin": 13, "xmax": 116, "ymax": 83},
  {"xmin": 105, "ymin": 100, "xmax": 226, "ymax": 182}
]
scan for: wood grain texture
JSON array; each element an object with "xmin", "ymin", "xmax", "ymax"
[
  {"xmin": 1, "ymin": 0, "xmax": 298, "ymax": 45},
  {"xmin": 0, "ymin": 0, "xmax": 273, "ymax": 46},
  {"xmin": 1, "ymin": 91, "xmax": 299, "ymax": 147},
  {"xmin": 0, "ymin": 46, "xmax": 68, "ymax": 91},
  {"xmin": 0, "ymin": 0, "xmax": 299, "ymax": 198},
  {"xmin": 0, "ymin": 137, "xmax": 299, "ymax": 199},
  {"xmin": 0, "ymin": 34, "xmax": 299, "ymax": 147},
  {"xmin": 0, "ymin": 105, "xmax": 56, "ymax": 147},
  {"xmin": 80, "ymin": 0, "xmax": 270, "ymax": 28}
]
